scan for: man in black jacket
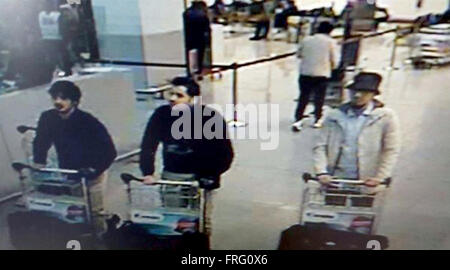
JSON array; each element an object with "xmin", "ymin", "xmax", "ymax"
[
  {"xmin": 139, "ymin": 77, "xmax": 234, "ymax": 237},
  {"xmin": 248, "ymin": 0, "xmax": 271, "ymax": 41},
  {"xmin": 33, "ymin": 80, "xmax": 117, "ymax": 234},
  {"xmin": 184, "ymin": 1, "xmax": 211, "ymax": 75}
]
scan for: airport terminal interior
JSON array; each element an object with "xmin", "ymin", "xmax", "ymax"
[{"xmin": 0, "ymin": 0, "xmax": 450, "ymax": 250}]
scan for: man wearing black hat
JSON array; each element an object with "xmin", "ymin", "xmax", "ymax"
[{"xmin": 313, "ymin": 72, "xmax": 401, "ymax": 189}]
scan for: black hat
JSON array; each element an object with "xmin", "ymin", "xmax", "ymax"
[{"xmin": 346, "ymin": 72, "xmax": 382, "ymax": 95}]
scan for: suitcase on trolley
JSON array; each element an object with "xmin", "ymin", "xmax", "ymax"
[
  {"xmin": 278, "ymin": 224, "xmax": 389, "ymax": 250},
  {"xmin": 283, "ymin": 173, "xmax": 392, "ymax": 250},
  {"xmin": 103, "ymin": 172, "xmax": 211, "ymax": 250},
  {"xmin": 8, "ymin": 127, "xmax": 99, "ymax": 250}
]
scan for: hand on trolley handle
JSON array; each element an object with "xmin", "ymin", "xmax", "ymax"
[
  {"xmin": 16, "ymin": 125, "xmax": 37, "ymax": 134},
  {"xmin": 120, "ymin": 173, "xmax": 200, "ymax": 188},
  {"xmin": 120, "ymin": 173, "xmax": 217, "ymax": 190},
  {"xmin": 302, "ymin": 173, "xmax": 392, "ymax": 194},
  {"xmin": 14, "ymin": 124, "xmax": 97, "ymax": 181},
  {"xmin": 11, "ymin": 162, "xmax": 97, "ymax": 180},
  {"xmin": 16, "ymin": 124, "xmax": 59, "ymax": 169}
]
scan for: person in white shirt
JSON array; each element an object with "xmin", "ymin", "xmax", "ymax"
[
  {"xmin": 39, "ymin": 7, "xmax": 62, "ymax": 41},
  {"xmin": 292, "ymin": 21, "xmax": 339, "ymax": 132},
  {"xmin": 38, "ymin": 0, "xmax": 72, "ymax": 76}
]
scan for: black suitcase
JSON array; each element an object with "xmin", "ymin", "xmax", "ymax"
[
  {"xmin": 102, "ymin": 217, "xmax": 210, "ymax": 251},
  {"xmin": 278, "ymin": 224, "xmax": 389, "ymax": 250},
  {"xmin": 8, "ymin": 211, "xmax": 94, "ymax": 250}
]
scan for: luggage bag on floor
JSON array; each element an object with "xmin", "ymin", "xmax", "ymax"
[
  {"xmin": 103, "ymin": 219, "xmax": 209, "ymax": 250},
  {"xmin": 278, "ymin": 224, "xmax": 389, "ymax": 250},
  {"xmin": 8, "ymin": 211, "xmax": 94, "ymax": 250}
]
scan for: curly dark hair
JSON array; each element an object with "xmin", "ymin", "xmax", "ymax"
[
  {"xmin": 48, "ymin": 80, "xmax": 82, "ymax": 102},
  {"xmin": 171, "ymin": 77, "xmax": 201, "ymax": 97}
]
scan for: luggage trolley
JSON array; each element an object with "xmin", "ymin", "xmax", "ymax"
[
  {"xmin": 106, "ymin": 172, "xmax": 210, "ymax": 250},
  {"xmin": 7, "ymin": 125, "xmax": 97, "ymax": 249},
  {"xmin": 300, "ymin": 173, "xmax": 392, "ymax": 235},
  {"xmin": 411, "ymin": 23, "xmax": 450, "ymax": 69},
  {"xmin": 9, "ymin": 162, "xmax": 97, "ymax": 249}
]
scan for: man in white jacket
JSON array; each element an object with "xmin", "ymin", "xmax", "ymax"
[
  {"xmin": 313, "ymin": 72, "xmax": 401, "ymax": 188},
  {"xmin": 293, "ymin": 21, "xmax": 339, "ymax": 131}
]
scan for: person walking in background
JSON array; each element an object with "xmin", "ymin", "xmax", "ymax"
[
  {"xmin": 292, "ymin": 21, "xmax": 339, "ymax": 132},
  {"xmin": 38, "ymin": 0, "xmax": 73, "ymax": 77},
  {"xmin": 248, "ymin": 0, "xmax": 271, "ymax": 40},
  {"xmin": 211, "ymin": 0, "xmax": 228, "ymax": 24},
  {"xmin": 273, "ymin": 0, "xmax": 298, "ymax": 32},
  {"xmin": 184, "ymin": 0, "xmax": 212, "ymax": 76}
]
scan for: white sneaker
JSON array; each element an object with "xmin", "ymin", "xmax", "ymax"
[
  {"xmin": 312, "ymin": 118, "xmax": 324, "ymax": 129},
  {"xmin": 291, "ymin": 120, "xmax": 305, "ymax": 132}
]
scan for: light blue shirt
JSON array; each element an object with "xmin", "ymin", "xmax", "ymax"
[{"xmin": 333, "ymin": 102, "xmax": 374, "ymax": 179}]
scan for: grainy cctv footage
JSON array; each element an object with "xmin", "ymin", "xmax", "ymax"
[{"xmin": 0, "ymin": 0, "xmax": 449, "ymax": 256}]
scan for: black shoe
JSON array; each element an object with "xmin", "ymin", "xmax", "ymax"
[{"xmin": 249, "ymin": 36, "xmax": 261, "ymax": 41}]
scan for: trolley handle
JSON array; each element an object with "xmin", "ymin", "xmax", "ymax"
[
  {"xmin": 120, "ymin": 173, "xmax": 200, "ymax": 187},
  {"xmin": 17, "ymin": 125, "xmax": 36, "ymax": 134},
  {"xmin": 11, "ymin": 162, "xmax": 96, "ymax": 178},
  {"xmin": 302, "ymin": 173, "xmax": 392, "ymax": 187}
]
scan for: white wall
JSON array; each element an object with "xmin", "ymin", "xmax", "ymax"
[
  {"xmin": 92, "ymin": 0, "xmax": 142, "ymax": 36},
  {"xmin": 91, "ymin": 0, "xmax": 187, "ymax": 85},
  {"xmin": 92, "ymin": 0, "xmax": 186, "ymax": 36},
  {"xmin": 139, "ymin": 0, "xmax": 185, "ymax": 35},
  {"xmin": 138, "ymin": 0, "xmax": 187, "ymax": 85}
]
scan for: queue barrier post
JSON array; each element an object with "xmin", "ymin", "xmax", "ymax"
[
  {"xmin": 227, "ymin": 62, "xmax": 247, "ymax": 128},
  {"xmin": 386, "ymin": 25, "xmax": 402, "ymax": 71}
]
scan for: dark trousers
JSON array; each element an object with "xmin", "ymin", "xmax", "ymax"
[
  {"xmin": 43, "ymin": 40, "xmax": 73, "ymax": 76},
  {"xmin": 188, "ymin": 45, "xmax": 205, "ymax": 74},
  {"xmin": 253, "ymin": 20, "xmax": 270, "ymax": 38},
  {"xmin": 294, "ymin": 75, "xmax": 328, "ymax": 122}
]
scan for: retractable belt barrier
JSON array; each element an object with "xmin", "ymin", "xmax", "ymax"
[
  {"xmin": 0, "ymin": 22, "xmax": 423, "ymax": 205},
  {"xmin": 85, "ymin": 22, "xmax": 420, "ymax": 130}
]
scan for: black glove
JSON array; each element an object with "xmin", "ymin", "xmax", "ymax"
[
  {"xmin": 198, "ymin": 176, "xmax": 220, "ymax": 190},
  {"xmin": 78, "ymin": 167, "xmax": 97, "ymax": 179}
]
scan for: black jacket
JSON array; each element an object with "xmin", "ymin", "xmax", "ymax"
[
  {"xmin": 33, "ymin": 108, "xmax": 117, "ymax": 179},
  {"xmin": 139, "ymin": 104, "xmax": 234, "ymax": 188},
  {"xmin": 183, "ymin": 8, "xmax": 211, "ymax": 49}
]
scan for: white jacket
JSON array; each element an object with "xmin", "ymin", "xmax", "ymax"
[
  {"xmin": 313, "ymin": 100, "xmax": 401, "ymax": 180},
  {"xmin": 297, "ymin": 34, "xmax": 340, "ymax": 78}
]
